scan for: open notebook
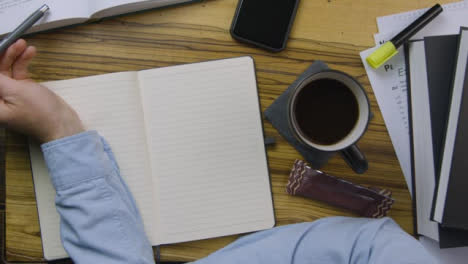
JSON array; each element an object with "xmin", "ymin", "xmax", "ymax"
[
  {"xmin": 29, "ymin": 57, "xmax": 275, "ymax": 260},
  {"xmin": 0, "ymin": 0, "xmax": 196, "ymax": 36}
]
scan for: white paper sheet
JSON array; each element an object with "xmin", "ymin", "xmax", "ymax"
[
  {"xmin": 360, "ymin": 47, "xmax": 412, "ymax": 194},
  {"xmin": 377, "ymin": 1, "xmax": 468, "ymax": 33},
  {"xmin": 375, "ymin": 8, "xmax": 468, "ymax": 46}
]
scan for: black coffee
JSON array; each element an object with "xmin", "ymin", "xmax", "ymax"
[{"xmin": 294, "ymin": 78, "xmax": 359, "ymax": 145}]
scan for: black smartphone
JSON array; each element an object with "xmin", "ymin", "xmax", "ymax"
[{"xmin": 230, "ymin": 0, "xmax": 300, "ymax": 52}]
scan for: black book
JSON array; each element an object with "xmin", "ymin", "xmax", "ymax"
[
  {"xmin": 406, "ymin": 33, "xmax": 468, "ymax": 248},
  {"xmin": 433, "ymin": 27, "xmax": 468, "ymax": 231},
  {"xmin": 426, "ymin": 34, "xmax": 468, "ymax": 248},
  {"xmin": 425, "ymin": 35, "xmax": 459, "ymax": 181}
]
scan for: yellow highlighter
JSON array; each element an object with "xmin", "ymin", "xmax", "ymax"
[{"xmin": 367, "ymin": 3, "xmax": 443, "ymax": 69}]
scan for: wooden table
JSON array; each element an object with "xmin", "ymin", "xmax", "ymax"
[{"xmin": 2, "ymin": 0, "xmax": 456, "ymax": 262}]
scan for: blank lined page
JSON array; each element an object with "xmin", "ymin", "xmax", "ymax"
[
  {"xmin": 30, "ymin": 72, "xmax": 158, "ymax": 259},
  {"xmin": 138, "ymin": 57, "xmax": 275, "ymax": 244}
]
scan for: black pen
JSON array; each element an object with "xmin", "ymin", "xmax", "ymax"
[
  {"xmin": 366, "ymin": 3, "xmax": 443, "ymax": 69},
  {"xmin": 0, "ymin": 4, "xmax": 49, "ymax": 54}
]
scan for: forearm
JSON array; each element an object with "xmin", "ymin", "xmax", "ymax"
[
  {"xmin": 194, "ymin": 217, "xmax": 435, "ymax": 264},
  {"xmin": 42, "ymin": 131, "xmax": 154, "ymax": 264}
]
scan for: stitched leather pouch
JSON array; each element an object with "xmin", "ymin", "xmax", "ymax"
[{"xmin": 286, "ymin": 160, "xmax": 394, "ymax": 218}]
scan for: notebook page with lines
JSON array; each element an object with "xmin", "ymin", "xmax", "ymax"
[
  {"xmin": 29, "ymin": 72, "xmax": 156, "ymax": 260},
  {"xmin": 138, "ymin": 56, "xmax": 275, "ymax": 244}
]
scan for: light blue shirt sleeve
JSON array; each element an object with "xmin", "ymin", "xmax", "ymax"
[
  {"xmin": 42, "ymin": 131, "xmax": 155, "ymax": 264},
  {"xmin": 194, "ymin": 217, "xmax": 435, "ymax": 264},
  {"xmin": 42, "ymin": 131, "xmax": 435, "ymax": 264}
]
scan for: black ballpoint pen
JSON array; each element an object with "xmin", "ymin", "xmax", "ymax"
[{"xmin": 0, "ymin": 4, "xmax": 49, "ymax": 54}]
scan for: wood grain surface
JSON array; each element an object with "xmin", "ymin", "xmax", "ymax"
[{"xmin": 3, "ymin": 0, "xmax": 456, "ymax": 262}]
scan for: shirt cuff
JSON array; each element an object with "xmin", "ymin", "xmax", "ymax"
[{"xmin": 41, "ymin": 130, "xmax": 115, "ymax": 191}]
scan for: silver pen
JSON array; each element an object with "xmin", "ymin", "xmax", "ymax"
[{"xmin": 0, "ymin": 4, "xmax": 49, "ymax": 54}]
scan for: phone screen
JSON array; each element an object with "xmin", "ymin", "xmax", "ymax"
[{"xmin": 232, "ymin": 0, "xmax": 299, "ymax": 51}]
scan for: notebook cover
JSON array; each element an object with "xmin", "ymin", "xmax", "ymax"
[
  {"xmin": 404, "ymin": 42, "xmax": 418, "ymax": 244},
  {"xmin": 425, "ymin": 34, "xmax": 468, "ymax": 247},
  {"xmin": 425, "ymin": 35, "xmax": 459, "ymax": 181},
  {"xmin": 441, "ymin": 55, "xmax": 468, "ymax": 231},
  {"xmin": 406, "ymin": 37, "xmax": 468, "ymax": 248}
]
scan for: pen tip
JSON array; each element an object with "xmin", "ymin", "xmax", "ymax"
[{"xmin": 40, "ymin": 4, "xmax": 49, "ymax": 13}]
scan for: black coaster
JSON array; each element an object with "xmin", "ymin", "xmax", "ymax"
[{"xmin": 264, "ymin": 61, "xmax": 334, "ymax": 169}]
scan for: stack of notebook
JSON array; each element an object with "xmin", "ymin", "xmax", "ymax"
[{"xmin": 406, "ymin": 27, "xmax": 468, "ymax": 248}]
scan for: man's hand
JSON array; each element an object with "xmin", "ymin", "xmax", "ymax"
[{"xmin": 0, "ymin": 39, "xmax": 84, "ymax": 143}]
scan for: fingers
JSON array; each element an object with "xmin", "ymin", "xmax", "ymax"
[
  {"xmin": 0, "ymin": 39, "xmax": 27, "ymax": 77},
  {"xmin": 12, "ymin": 46, "xmax": 36, "ymax": 80}
]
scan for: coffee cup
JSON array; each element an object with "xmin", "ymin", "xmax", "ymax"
[{"xmin": 287, "ymin": 69, "xmax": 370, "ymax": 174}]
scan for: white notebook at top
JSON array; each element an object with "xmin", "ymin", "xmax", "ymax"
[
  {"xmin": 0, "ymin": 0, "xmax": 194, "ymax": 36},
  {"xmin": 29, "ymin": 56, "xmax": 275, "ymax": 260}
]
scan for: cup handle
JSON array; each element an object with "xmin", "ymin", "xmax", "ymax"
[{"xmin": 339, "ymin": 144, "xmax": 368, "ymax": 174}]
